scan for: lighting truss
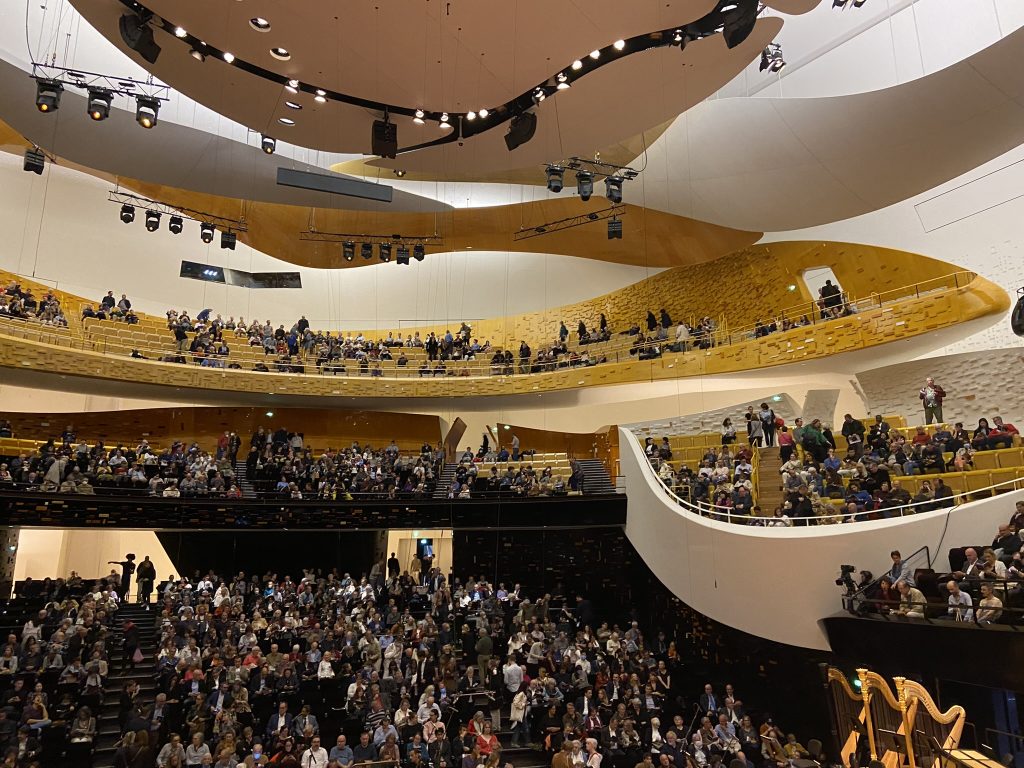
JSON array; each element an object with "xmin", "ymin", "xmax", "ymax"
[
  {"xmin": 513, "ymin": 205, "xmax": 625, "ymax": 241},
  {"xmin": 31, "ymin": 63, "xmax": 171, "ymax": 107},
  {"xmin": 556, "ymin": 156, "xmax": 641, "ymax": 182},
  {"xmin": 298, "ymin": 231, "xmax": 443, "ymax": 247},
  {"xmin": 108, "ymin": 191, "xmax": 247, "ymax": 232}
]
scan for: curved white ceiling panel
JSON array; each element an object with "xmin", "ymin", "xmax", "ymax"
[
  {"xmin": 0, "ymin": 59, "xmax": 451, "ymax": 213},
  {"xmin": 640, "ymin": 24, "xmax": 1024, "ymax": 231}
]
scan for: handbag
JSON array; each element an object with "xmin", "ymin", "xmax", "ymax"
[{"xmin": 132, "ymin": 648, "xmax": 145, "ymax": 664}]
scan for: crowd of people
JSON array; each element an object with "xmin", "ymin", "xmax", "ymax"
[
  {"xmin": 852, "ymin": 500, "xmax": 1024, "ymax": 626},
  {"xmin": 1, "ymin": 281, "xmax": 68, "ymax": 328},
  {"xmin": 643, "ymin": 377, "xmax": 1021, "ymax": 526},
  {"xmin": 1, "ymin": 551, "xmax": 822, "ymax": 768}
]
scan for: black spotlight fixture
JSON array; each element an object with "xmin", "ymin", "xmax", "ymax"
[
  {"xmin": 504, "ymin": 111, "xmax": 537, "ymax": 151},
  {"xmin": 361, "ymin": 242, "xmax": 373, "ymax": 260},
  {"xmin": 145, "ymin": 210, "xmax": 161, "ymax": 232},
  {"xmin": 23, "ymin": 148, "xmax": 45, "ymax": 175},
  {"xmin": 396, "ymin": 245, "xmax": 410, "ymax": 265},
  {"xmin": 721, "ymin": 0, "xmax": 759, "ymax": 49},
  {"xmin": 119, "ymin": 11, "xmax": 161, "ymax": 64},
  {"xmin": 1011, "ymin": 289, "xmax": 1024, "ymax": 337},
  {"xmin": 168, "ymin": 215, "xmax": 183, "ymax": 234},
  {"xmin": 200, "ymin": 222, "xmax": 215, "ymax": 243},
  {"xmin": 35, "ymin": 79, "xmax": 63, "ymax": 113},
  {"xmin": 546, "ymin": 165, "xmax": 564, "ymax": 193},
  {"xmin": 135, "ymin": 96, "xmax": 160, "ymax": 129},
  {"xmin": 342, "ymin": 241, "xmax": 355, "ymax": 262},
  {"xmin": 379, "ymin": 242, "xmax": 392, "ymax": 262},
  {"xmin": 413, "ymin": 244, "xmax": 425, "ymax": 262},
  {"xmin": 576, "ymin": 171, "xmax": 594, "ymax": 202},
  {"xmin": 607, "ymin": 217, "xmax": 623, "ymax": 240},
  {"xmin": 604, "ymin": 176, "xmax": 624, "ymax": 204},
  {"xmin": 261, "ymin": 135, "xmax": 276, "ymax": 154},
  {"xmin": 759, "ymin": 43, "xmax": 785, "ymax": 73},
  {"xmin": 372, "ymin": 116, "xmax": 398, "ymax": 159},
  {"xmin": 221, "ymin": 231, "xmax": 237, "ymax": 250},
  {"xmin": 120, "ymin": 204, "xmax": 135, "ymax": 224},
  {"xmin": 86, "ymin": 88, "xmax": 113, "ymax": 121}
]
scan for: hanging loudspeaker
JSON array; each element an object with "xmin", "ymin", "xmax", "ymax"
[{"xmin": 1011, "ymin": 291, "xmax": 1024, "ymax": 337}]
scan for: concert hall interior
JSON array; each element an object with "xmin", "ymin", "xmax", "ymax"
[{"xmin": 2, "ymin": 1, "xmax": 1024, "ymax": 767}]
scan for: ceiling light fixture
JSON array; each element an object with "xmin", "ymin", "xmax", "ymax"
[
  {"xmin": 546, "ymin": 165, "xmax": 564, "ymax": 193},
  {"xmin": 261, "ymin": 134, "xmax": 276, "ymax": 154},
  {"xmin": 145, "ymin": 209, "xmax": 161, "ymax": 232},
  {"xmin": 478, "ymin": 108, "xmax": 489, "ymax": 118},
  {"xmin": 86, "ymin": 87, "xmax": 113, "ymax": 121},
  {"xmin": 270, "ymin": 47, "xmax": 290, "ymax": 60},
  {"xmin": 314, "ymin": 89, "xmax": 326, "ymax": 103},
  {"xmin": 607, "ymin": 216, "xmax": 623, "ymax": 240},
  {"xmin": 393, "ymin": 169, "xmax": 407, "ymax": 177},
  {"xmin": 285, "ymin": 101, "xmax": 301, "ymax": 109},
  {"xmin": 342, "ymin": 241, "xmax": 355, "ymax": 261},
  {"xmin": 135, "ymin": 95, "xmax": 159, "ymax": 128},
  {"xmin": 589, "ymin": 49, "xmax": 601, "ymax": 59},
  {"xmin": 396, "ymin": 245, "xmax": 410, "ymax": 265},
  {"xmin": 23, "ymin": 148, "xmax": 45, "ymax": 175},
  {"xmin": 278, "ymin": 117, "xmax": 295, "ymax": 126},
  {"xmin": 200, "ymin": 222, "xmax": 215, "ymax": 243},
  {"xmin": 576, "ymin": 170, "xmax": 594, "ymax": 201},
  {"xmin": 35, "ymin": 79, "xmax": 63, "ymax": 112},
  {"xmin": 613, "ymin": 39, "xmax": 625, "ymax": 50},
  {"xmin": 168, "ymin": 215, "xmax": 183, "ymax": 234},
  {"xmin": 466, "ymin": 111, "xmax": 476, "ymax": 120},
  {"xmin": 759, "ymin": 42, "xmax": 785, "ymax": 72},
  {"xmin": 249, "ymin": 17, "xmax": 271, "ymax": 31},
  {"xmin": 604, "ymin": 175, "xmax": 624, "ymax": 204},
  {"xmin": 439, "ymin": 113, "xmax": 451, "ymax": 129},
  {"xmin": 285, "ymin": 78, "xmax": 298, "ymax": 94},
  {"xmin": 413, "ymin": 109, "xmax": 425, "ymax": 125},
  {"xmin": 174, "ymin": 26, "xmax": 187, "ymax": 38},
  {"xmin": 120, "ymin": 203, "xmax": 135, "ymax": 224},
  {"xmin": 413, "ymin": 244, "xmax": 425, "ymax": 262},
  {"xmin": 532, "ymin": 87, "xmax": 546, "ymax": 104},
  {"xmin": 189, "ymin": 47, "xmax": 206, "ymax": 61},
  {"xmin": 221, "ymin": 231, "xmax": 237, "ymax": 250},
  {"xmin": 571, "ymin": 59, "xmax": 583, "ymax": 70},
  {"xmin": 222, "ymin": 51, "xmax": 235, "ymax": 63},
  {"xmin": 378, "ymin": 242, "xmax": 392, "ymax": 262},
  {"xmin": 361, "ymin": 242, "xmax": 373, "ymax": 260}
]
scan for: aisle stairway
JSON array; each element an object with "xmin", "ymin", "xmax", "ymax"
[
  {"xmin": 234, "ymin": 460, "xmax": 256, "ymax": 498},
  {"xmin": 434, "ymin": 464, "xmax": 458, "ymax": 498},
  {"xmin": 92, "ymin": 604, "xmax": 158, "ymax": 768},
  {"xmin": 575, "ymin": 458, "xmax": 615, "ymax": 494},
  {"xmin": 756, "ymin": 445, "xmax": 784, "ymax": 512}
]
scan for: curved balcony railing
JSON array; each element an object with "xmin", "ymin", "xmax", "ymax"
[{"xmin": 631, "ymin": 431, "xmax": 1024, "ymax": 526}]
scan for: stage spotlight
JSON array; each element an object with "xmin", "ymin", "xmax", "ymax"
[
  {"xmin": 504, "ymin": 111, "xmax": 537, "ymax": 151},
  {"xmin": 145, "ymin": 210, "xmax": 161, "ymax": 232},
  {"xmin": 759, "ymin": 43, "xmax": 785, "ymax": 72},
  {"xmin": 396, "ymin": 245, "xmax": 410, "ymax": 265},
  {"xmin": 35, "ymin": 79, "xmax": 63, "ymax": 113},
  {"xmin": 342, "ymin": 241, "xmax": 355, "ymax": 262},
  {"xmin": 120, "ymin": 204, "xmax": 135, "ymax": 224},
  {"xmin": 413, "ymin": 244, "xmax": 425, "ymax": 262},
  {"xmin": 119, "ymin": 11, "xmax": 161, "ymax": 64},
  {"xmin": 722, "ymin": 0, "xmax": 758, "ymax": 49},
  {"xmin": 261, "ymin": 135, "xmax": 276, "ymax": 154},
  {"xmin": 361, "ymin": 242, "xmax": 373, "ymax": 260},
  {"xmin": 372, "ymin": 118, "xmax": 398, "ymax": 158},
  {"xmin": 604, "ymin": 176, "xmax": 623, "ymax": 204},
  {"xmin": 200, "ymin": 222, "xmax": 215, "ymax": 243},
  {"xmin": 379, "ymin": 242, "xmax": 392, "ymax": 262},
  {"xmin": 546, "ymin": 165, "xmax": 564, "ymax": 193},
  {"xmin": 23, "ymin": 148, "xmax": 45, "ymax": 175},
  {"xmin": 221, "ymin": 231, "xmax": 237, "ymax": 250},
  {"xmin": 576, "ymin": 171, "xmax": 594, "ymax": 202},
  {"xmin": 135, "ymin": 96, "xmax": 160, "ymax": 128},
  {"xmin": 86, "ymin": 88, "xmax": 113, "ymax": 121},
  {"xmin": 608, "ymin": 217, "xmax": 623, "ymax": 240},
  {"xmin": 168, "ymin": 215, "xmax": 183, "ymax": 234}
]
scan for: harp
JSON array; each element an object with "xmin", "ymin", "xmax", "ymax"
[
  {"xmin": 825, "ymin": 667, "xmax": 866, "ymax": 767},
  {"xmin": 858, "ymin": 670, "xmax": 907, "ymax": 768},
  {"xmin": 895, "ymin": 678, "xmax": 966, "ymax": 768}
]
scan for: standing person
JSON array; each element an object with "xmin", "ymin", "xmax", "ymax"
[
  {"xmin": 108, "ymin": 553, "xmax": 136, "ymax": 601},
  {"xmin": 919, "ymin": 377, "xmax": 946, "ymax": 425},
  {"xmin": 475, "ymin": 629, "xmax": 493, "ymax": 684},
  {"xmin": 136, "ymin": 556, "xmax": 156, "ymax": 608},
  {"xmin": 511, "ymin": 434, "xmax": 521, "ymax": 461},
  {"xmin": 122, "ymin": 619, "xmax": 141, "ymax": 670},
  {"xmin": 758, "ymin": 403, "xmax": 777, "ymax": 447}
]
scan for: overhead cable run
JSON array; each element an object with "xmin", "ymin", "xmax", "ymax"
[
  {"xmin": 513, "ymin": 206, "xmax": 626, "ymax": 242},
  {"xmin": 31, "ymin": 63, "xmax": 171, "ymax": 126}
]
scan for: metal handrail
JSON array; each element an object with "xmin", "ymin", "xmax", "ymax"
[{"xmin": 632, "ymin": 432, "xmax": 1024, "ymax": 525}]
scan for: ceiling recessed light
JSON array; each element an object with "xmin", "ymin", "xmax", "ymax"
[
  {"xmin": 222, "ymin": 51, "xmax": 235, "ymax": 63},
  {"xmin": 249, "ymin": 17, "xmax": 271, "ymax": 31},
  {"xmin": 189, "ymin": 48, "xmax": 206, "ymax": 61},
  {"xmin": 278, "ymin": 117, "xmax": 295, "ymax": 126},
  {"xmin": 270, "ymin": 47, "xmax": 290, "ymax": 60},
  {"xmin": 285, "ymin": 100, "xmax": 302, "ymax": 110},
  {"xmin": 174, "ymin": 26, "xmax": 187, "ymax": 38},
  {"xmin": 571, "ymin": 59, "xmax": 583, "ymax": 70},
  {"xmin": 589, "ymin": 49, "xmax": 601, "ymax": 59},
  {"xmin": 613, "ymin": 39, "xmax": 625, "ymax": 50}
]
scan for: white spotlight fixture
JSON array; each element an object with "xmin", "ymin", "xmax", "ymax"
[
  {"xmin": 314, "ymin": 89, "xmax": 326, "ymax": 103},
  {"xmin": 174, "ymin": 26, "xmax": 187, "ymax": 38},
  {"xmin": 613, "ymin": 39, "xmax": 625, "ymax": 50},
  {"xmin": 278, "ymin": 117, "xmax": 295, "ymax": 126},
  {"xmin": 439, "ymin": 113, "xmax": 451, "ymax": 129},
  {"xmin": 222, "ymin": 51, "xmax": 235, "ymax": 63},
  {"xmin": 556, "ymin": 72, "xmax": 570, "ymax": 90},
  {"xmin": 478, "ymin": 108, "xmax": 489, "ymax": 118},
  {"xmin": 285, "ymin": 78, "xmax": 298, "ymax": 94},
  {"xmin": 673, "ymin": 29, "xmax": 683, "ymax": 42},
  {"xmin": 261, "ymin": 134, "xmax": 276, "ymax": 154},
  {"xmin": 413, "ymin": 109, "xmax": 425, "ymax": 124},
  {"xmin": 189, "ymin": 48, "xmax": 206, "ymax": 61},
  {"xmin": 589, "ymin": 49, "xmax": 601, "ymax": 59},
  {"xmin": 135, "ymin": 96, "xmax": 159, "ymax": 128},
  {"xmin": 571, "ymin": 59, "xmax": 583, "ymax": 70},
  {"xmin": 466, "ymin": 111, "xmax": 476, "ymax": 120},
  {"xmin": 270, "ymin": 47, "xmax": 291, "ymax": 60}
]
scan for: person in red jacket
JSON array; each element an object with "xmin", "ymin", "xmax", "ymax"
[{"xmin": 919, "ymin": 377, "xmax": 946, "ymax": 424}]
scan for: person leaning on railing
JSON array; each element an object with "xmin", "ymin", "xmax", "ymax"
[{"xmin": 896, "ymin": 580, "xmax": 927, "ymax": 618}]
